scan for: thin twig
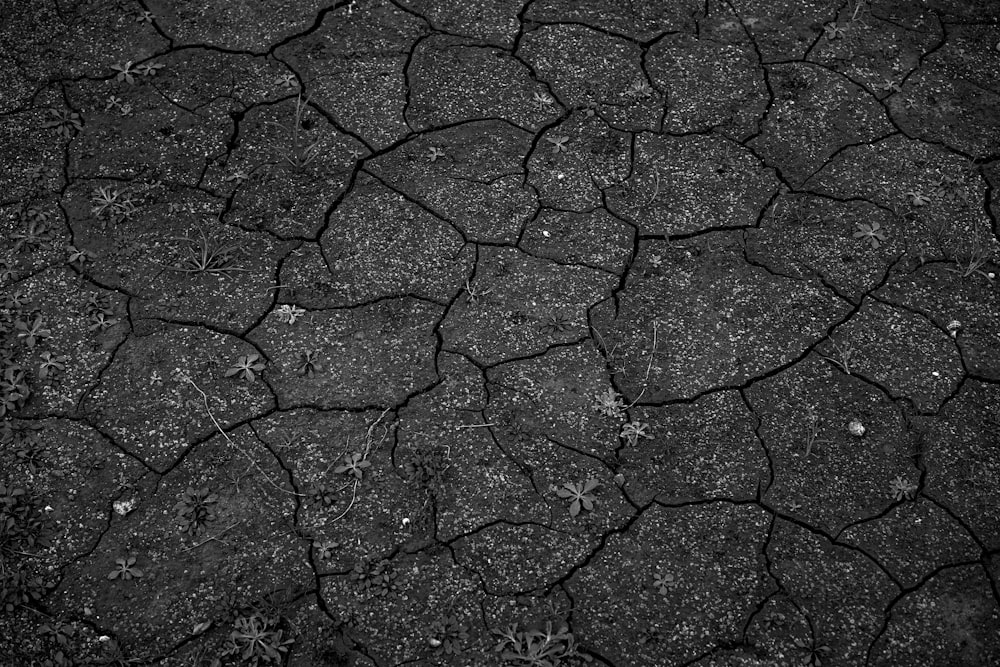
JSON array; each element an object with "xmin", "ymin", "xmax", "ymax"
[
  {"xmin": 182, "ymin": 375, "xmax": 304, "ymax": 497},
  {"xmin": 643, "ymin": 321, "xmax": 659, "ymax": 385},
  {"xmin": 322, "ymin": 408, "xmax": 393, "ymax": 525},
  {"xmin": 180, "ymin": 520, "xmax": 244, "ymax": 552}
]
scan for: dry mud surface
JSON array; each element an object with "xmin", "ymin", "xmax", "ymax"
[{"xmin": 1, "ymin": 1, "xmax": 999, "ymax": 665}]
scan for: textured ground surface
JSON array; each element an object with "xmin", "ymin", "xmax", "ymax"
[{"xmin": 1, "ymin": 0, "xmax": 999, "ymax": 665}]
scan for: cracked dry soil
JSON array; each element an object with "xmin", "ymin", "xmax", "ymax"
[{"xmin": 2, "ymin": 0, "xmax": 1000, "ymax": 666}]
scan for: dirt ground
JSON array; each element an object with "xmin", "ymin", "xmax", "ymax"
[{"xmin": 2, "ymin": 0, "xmax": 999, "ymax": 665}]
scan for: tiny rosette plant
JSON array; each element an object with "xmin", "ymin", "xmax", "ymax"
[
  {"xmin": 226, "ymin": 353, "xmax": 266, "ymax": 382},
  {"xmin": 556, "ymin": 479, "xmax": 599, "ymax": 517}
]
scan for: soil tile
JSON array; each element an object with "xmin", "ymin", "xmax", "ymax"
[
  {"xmin": 746, "ymin": 355, "xmax": 914, "ymax": 535},
  {"xmin": 526, "ymin": 0, "xmax": 699, "ymax": 41},
  {"xmin": 605, "ymin": 133, "xmax": 780, "ymax": 236},
  {"xmin": 527, "ymin": 111, "xmax": 632, "ymax": 212},
  {"xmin": 147, "ymin": 0, "xmax": 327, "ymax": 50},
  {"xmin": 440, "ymin": 245, "xmax": 617, "ymax": 364},
  {"xmin": 367, "ymin": 120, "xmax": 537, "ymax": 243},
  {"xmin": 398, "ymin": 0, "xmax": 523, "ymax": 47},
  {"xmin": 878, "ymin": 263, "xmax": 1000, "ymax": 381},
  {"xmin": 727, "ymin": 0, "xmax": 843, "ymax": 62},
  {"xmin": 593, "ymin": 237, "xmax": 849, "ymax": 401},
  {"xmin": 830, "ymin": 298, "xmax": 963, "ymax": 412},
  {"xmin": 519, "ymin": 23, "xmax": 661, "ymax": 131},
  {"xmin": 519, "ymin": 206, "xmax": 634, "ymax": 274},
  {"xmin": 307, "ymin": 173, "xmax": 472, "ymax": 305},
  {"xmin": 869, "ymin": 565, "xmax": 1000, "ymax": 666},
  {"xmin": 211, "ymin": 100, "xmax": 363, "ymax": 238},
  {"xmin": 407, "ymin": 34, "xmax": 559, "ymax": 131},
  {"xmin": 83, "ymin": 322, "xmax": 275, "ymax": 471},
  {"xmin": 745, "ymin": 193, "xmax": 903, "ymax": 302},
  {"xmin": 567, "ymin": 502, "xmax": 772, "ymax": 665},
  {"xmin": 621, "ymin": 391, "xmax": 769, "ymax": 506},
  {"xmin": 839, "ymin": 499, "xmax": 980, "ymax": 588},
  {"xmin": 249, "ymin": 297, "xmax": 440, "ymax": 409},
  {"xmin": 47, "ymin": 427, "xmax": 309, "ymax": 660},
  {"xmin": 648, "ymin": 30, "xmax": 767, "ymax": 140},
  {"xmin": 763, "ymin": 519, "xmax": 899, "ymax": 665},
  {"xmin": 921, "ymin": 380, "xmax": 1000, "ymax": 550},
  {"xmin": 887, "ymin": 24, "xmax": 1000, "ymax": 158},
  {"xmin": 750, "ymin": 62, "xmax": 893, "ymax": 187},
  {"xmin": 274, "ymin": 0, "xmax": 427, "ymax": 148}
]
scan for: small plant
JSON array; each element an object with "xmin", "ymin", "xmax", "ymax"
[
  {"xmin": 0, "ymin": 365, "xmax": 31, "ymax": 417},
  {"xmin": 174, "ymin": 486, "xmax": 219, "ymax": 536},
  {"xmin": 531, "ymin": 91, "xmax": 554, "ymax": 110},
  {"xmin": 823, "ymin": 22, "xmax": 846, "ymax": 39},
  {"xmin": 904, "ymin": 189, "xmax": 931, "ymax": 207},
  {"xmin": 592, "ymin": 388, "xmax": 625, "ymax": 418},
  {"xmin": 429, "ymin": 615, "xmax": 469, "ymax": 655},
  {"xmin": 296, "ymin": 350, "xmax": 321, "ymax": 377},
  {"xmin": 817, "ymin": 335, "xmax": 855, "ymax": 375},
  {"xmin": 622, "ymin": 79, "xmax": 654, "ymax": 100},
  {"xmin": 90, "ymin": 185, "xmax": 137, "ymax": 226},
  {"xmin": 15, "ymin": 316, "xmax": 52, "ymax": 348},
  {"xmin": 493, "ymin": 621, "xmax": 591, "ymax": 666},
  {"xmin": 88, "ymin": 311, "xmax": 118, "ymax": 332},
  {"xmin": 652, "ymin": 571, "xmax": 678, "ymax": 595},
  {"xmin": 135, "ymin": 61, "xmax": 164, "ymax": 77},
  {"xmin": 1, "ymin": 568, "xmax": 47, "ymax": 613},
  {"xmin": 107, "ymin": 556, "xmax": 143, "ymax": 580},
  {"xmin": 164, "ymin": 227, "xmax": 248, "ymax": 278},
  {"xmin": 462, "ymin": 277, "xmax": 492, "ymax": 306},
  {"xmin": 546, "ymin": 135, "xmax": 570, "ymax": 153},
  {"xmin": 889, "ymin": 475, "xmax": 917, "ymax": 501},
  {"xmin": 876, "ymin": 78, "xmax": 902, "ymax": 94},
  {"xmin": 427, "ymin": 146, "xmax": 446, "ymax": 162},
  {"xmin": 793, "ymin": 636, "xmax": 832, "ymax": 666},
  {"xmin": 853, "ymin": 221, "xmax": 886, "ymax": 249},
  {"xmin": 42, "ymin": 108, "xmax": 83, "ymax": 139},
  {"xmin": 555, "ymin": 479, "xmax": 599, "ymax": 517},
  {"xmin": 221, "ymin": 612, "xmax": 294, "ymax": 667},
  {"xmin": 313, "ymin": 540, "xmax": 338, "ymax": 560},
  {"xmin": 350, "ymin": 558, "xmax": 396, "ymax": 597},
  {"xmin": 12, "ymin": 211, "xmax": 55, "ymax": 253},
  {"xmin": 267, "ymin": 94, "xmax": 322, "ymax": 171},
  {"xmin": 946, "ymin": 237, "xmax": 994, "ymax": 283},
  {"xmin": 537, "ymin": 310, "xmax": 574, "ymax": 335},
  {"xmin": 334, "ymin": 452, "xmax": 371, "ymax": 481},
  {"xmin": 801, "ymin": 407, "xmax": 831, "ymax": 458},
  {"xmin": 308, "ymin": 482, "xmax": 337, "ymax": 507},
  {"xmin": 225, "ymin": 170, "xmax": 249, "ymax": 185},
  {"xmin": 931, "ymin": 174, "xmax": 969, "ymax": 204},
  {"xmin": 85, "ymin": 292, "xmax": 114, "ymax": 319},
  {"xmin": 275, "ymin": 304, "xmax": 305, "ymax": 324},
  {"xmin": 14, "ymin": 436, "xmax": 46, "ymax": 473},
  {"xmin": 67, "ymin": 244, "xmax": 96, "ymax": 265},
  {"xmin": 0, "ymin": 482, "xmax": 48, "ymax": 556},
  {"xmin": 39, "ymin": 619, "xmax": 76, "ymax": 649},
  {"xmin": 402, "ymin": 445, "xmax": 449, "ymax": 488},
  {"xmin": 274, "ymin": 73, "xmax": 298, "ymax": 89},
  {"xmin": 111, "ymin": 60, "xmax": 139, "ymax": 84},
  {"xmin": 620, "ymin": 421, "xmax": 651, "ymax": 446},
  {"xmin": 226, "ymin": 353, "xmax": 266, "ymax": 382}
]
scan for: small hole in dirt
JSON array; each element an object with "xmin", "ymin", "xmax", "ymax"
[{"xmin": 301, "ymin": 118, "xmax": 314, "ymax": 131}]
